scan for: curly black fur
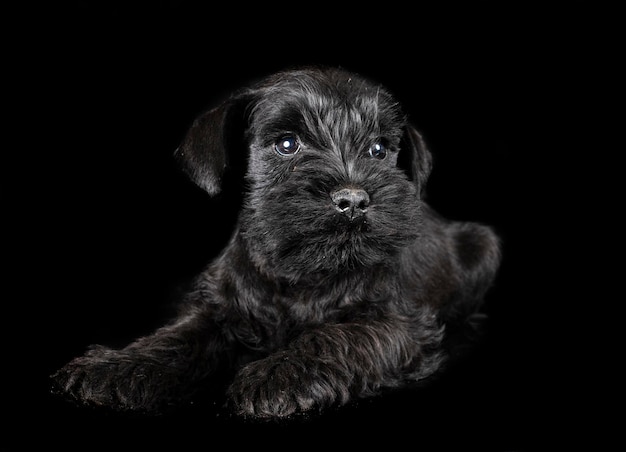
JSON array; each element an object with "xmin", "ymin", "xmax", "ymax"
[{"xmin": 51, "ymin": 66, "xmax": 501, "ymax": 419}]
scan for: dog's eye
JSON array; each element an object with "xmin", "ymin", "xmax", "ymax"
[
  {"xmin": 275, "ymin": 135, "xmax": 301, "ymax": 156},
  {"xmin": 368, "ymin": 140, "xmax": 388, "ymax": 160}
]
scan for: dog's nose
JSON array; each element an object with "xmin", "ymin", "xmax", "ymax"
[{"xmin": 331, "ymin": 188, "xmax": 370, "ymax": 220}]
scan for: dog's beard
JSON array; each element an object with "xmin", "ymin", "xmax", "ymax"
[{"xmin": 241, "ymin": 166, "xmax": 423, "ymax": 282}]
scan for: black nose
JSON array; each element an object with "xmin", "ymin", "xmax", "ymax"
[{"xmin": 331, "ymin": 188, "xmax": 370, "ymax": 220}]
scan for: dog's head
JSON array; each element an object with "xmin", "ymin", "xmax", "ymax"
[{"xmin": 176, "ymin": 67, "xmax": 432, "ymax": 281}]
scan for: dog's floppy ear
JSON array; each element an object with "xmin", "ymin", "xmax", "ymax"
[
  {"xmin": 174, "ymin": 91, "xmax": 253, "ymax": 196},
  {"xmin": 399, "ymin": 125, "xmax": 433, "ymax": 198}
]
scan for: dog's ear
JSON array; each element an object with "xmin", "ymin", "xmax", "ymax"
[
  {"xmin": 399, "ymin": 125, "xmax": 433, "ymax": 198},
  {"xmin": 174, "ymin": 92, "xmax": 253, "ymax": 196}
]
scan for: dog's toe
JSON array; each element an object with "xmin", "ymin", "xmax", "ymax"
[{"xmin": 228, "ymin": 377, "xmax": 301, "ymax": 418}]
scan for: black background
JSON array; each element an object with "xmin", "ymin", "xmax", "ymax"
[{"xmin": 6, "ymin": 3, "xmax": 613, "ymax": 450}]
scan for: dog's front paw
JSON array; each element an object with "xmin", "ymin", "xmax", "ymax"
[
  {"xmin": 228, "ymin": 352, "xmax": 342, "ymax": 419},
  {"xmin": 51, "ymin": 345, "xmax": 167, "ymax": 413},
  {"xmin": 51, "ymin": 346, "xmax": 124, "ymax": 409}
]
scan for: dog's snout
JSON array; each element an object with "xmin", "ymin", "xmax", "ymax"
[{"xmin": 331, "ymin": 188, "xmax": 370, "ymax": 220}]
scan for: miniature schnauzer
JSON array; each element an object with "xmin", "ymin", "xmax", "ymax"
[{"xmin": 51, "ymin": 66, "xmax": 501, "ymax": 418}]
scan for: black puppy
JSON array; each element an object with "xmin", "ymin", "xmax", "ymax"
[{"xmin": 52, "ymin": 66, "xmax": 501, "ymax": 418}]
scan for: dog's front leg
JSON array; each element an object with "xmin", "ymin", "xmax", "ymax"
[
  {"xmin": 228, "ymin": 311, "xmax": 444, "ymax": 418},
  {"xmin": 51, "ymin": 306, "xmax": 232, "ymax": 413}
]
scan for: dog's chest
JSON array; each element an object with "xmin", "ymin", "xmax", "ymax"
[
  {"xmin": 267, "ymin": 287, "xmax": 343, "ymax": 325},
  {"xmin": 265, "ymin": 277, "xmax": 390, "ymax": 327}
]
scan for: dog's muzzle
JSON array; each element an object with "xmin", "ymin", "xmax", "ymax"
[{"xmin": 331, "ymin": 188, "xmax": 370, "ymax": 221}]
